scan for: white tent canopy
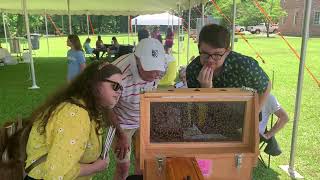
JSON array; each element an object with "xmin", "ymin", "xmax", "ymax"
[
  {"xmin": 131, "ymin": 12, "xmax": 182, "ymax": 26},
  {"xmin": 0, "ymin": 0, "xmax": 206, "ymax": 15},
  {"xmin": 0, "ymin": 0, "xmax": 206, "ymax": 89}
]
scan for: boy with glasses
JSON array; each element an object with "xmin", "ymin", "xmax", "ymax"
[{"xmin": 186, "ymin": 24, "xmax": 271, "ymax": 110}]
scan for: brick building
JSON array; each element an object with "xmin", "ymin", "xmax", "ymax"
[{"xmin": 279, "ymin": 0, "xmax": 320, "ymax": 36}]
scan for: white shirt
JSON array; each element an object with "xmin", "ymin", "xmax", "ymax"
[
  {"xmin": 259, "ymin": 94, "xmax": 281, "ymax": 134},
  {"xmin": 112, "ymin": 54, "xmax": 158, "ymax": 129}
]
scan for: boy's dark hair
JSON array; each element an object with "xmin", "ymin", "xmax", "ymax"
[{"xmin": 198, "ymin": 24, "xmax": 230, "ymax": 49}]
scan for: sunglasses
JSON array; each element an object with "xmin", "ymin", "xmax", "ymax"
[{"xmin": 102, "ymin": 79, "xmax": 123, "ymax": 91}]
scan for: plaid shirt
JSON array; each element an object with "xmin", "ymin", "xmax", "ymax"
[{"xmin": 186, "ymin": 51, "xmax": 269, "ymax": 93}]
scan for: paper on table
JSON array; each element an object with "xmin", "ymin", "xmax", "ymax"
[{"xmin": 196, "ymin": 159, "xmax": 212, "ymax": 177}]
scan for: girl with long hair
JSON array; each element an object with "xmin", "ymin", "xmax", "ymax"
[
  {"xmin": 24, "ymin": 62, "xmax": 123, "ymax": 180},
  {"xmin": 164, "ymin": 27, "xmax": 174, "ymax": 54},
  {"xmin": 67, "ymin": 34, "xmax": 86, "ymax": 82}
]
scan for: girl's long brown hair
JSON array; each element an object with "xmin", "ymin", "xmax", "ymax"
[
  {"xmin": 68, "ymin": 34, "xmax": 83, "ymax": 51},
  {"xmin": 29, "ymin": 62, "xmax": 122, "ymax": 134}
]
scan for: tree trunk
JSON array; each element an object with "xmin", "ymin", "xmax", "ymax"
[{"xmin": 266, "ymin": 21, "xmax": 270, "ymax": 38}]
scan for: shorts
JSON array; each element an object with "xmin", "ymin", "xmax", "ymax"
[{"xmin": 164, "ymin": 40, "xmax": 173, "ymax": 48}]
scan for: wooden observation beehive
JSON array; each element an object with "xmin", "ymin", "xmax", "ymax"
[{"xmin": 139, "ymin": 88, "xmax": 260, "ymax": 180}]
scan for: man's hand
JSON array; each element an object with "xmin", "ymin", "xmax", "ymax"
[
  {"xmin": 197, "ymin": 66, "xmax": 214, "ymax": 88},
  {"xmin": 115, "ymin": 133, "xmax": 130, "ymax": 160},
  {"xmin": 262, "ymin": 131, "xmax": 273, "ymax": 140}
]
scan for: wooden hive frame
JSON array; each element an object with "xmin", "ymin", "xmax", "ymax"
[{"xmin": 139, "ymin": 88, "xmax": 260, "ymax": 172}]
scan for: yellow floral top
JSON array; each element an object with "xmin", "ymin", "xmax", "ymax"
[{"xmin": 25, "ymin": 101, "xmax": 103, "ymax": 180}]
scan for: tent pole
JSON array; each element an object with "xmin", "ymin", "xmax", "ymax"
[
  {"xmin": 2, "ymin": 12, "xmax": 8, "ymax": 49},
  {"xmin": 135, "ymin": 19, "xmax": 137, "ymax": 37},
  {"xmin": 202, "ymin": 3, "xmax": 205, "ymax": 27},
  {"xmin": 187, "ymin": 0, "xmax": 191, "ymax": 64},
  {"xmin": 67, "ymin": 0, "xmax": 72, "ymax": 34},
  {"xmin": 128, "ymin": 16, "xmax": 130, "ymax": 45},
  {"xmin": 61, "ymin": 15, "xmax": 64, "ymax": 33},
  {"xmin": 86, "ymin": 13, "xmax": 89, "ymax": 37},
  {"xmin": 168, "ymin": 12, "xmax": 170, "ymax": 27},
  {"xmin": 178, "ymin": 6, "xmax": 181, "ymax": 67},
  {"xmin": 231, "ymin": 0, "xmax": 236, "ymax": 50},
  {"xmin": 44, "ymin": 10, "xmax": 49, "ymax": 55},
  {"xmin": 171, "ymin": 12, "xmax": 174, "ymax": 31},
  {"xmin": 23, "ymin": 0, "xmax": 39, "ymax": 89},
  {"xmin": 280, "ymin": 1, "xmax": 312, "ymax": 178}
]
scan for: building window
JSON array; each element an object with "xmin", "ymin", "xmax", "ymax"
[
  {"xmin": 314, "ymin": 11, "xmax": 320, "ymax": 25},
  {"xmin": 293, "ymin": 12, "xmax": 298, "ymax": 25},
  {"xmin": 282, "ymin": 17, "xmax": 287, "ymax": 24}
]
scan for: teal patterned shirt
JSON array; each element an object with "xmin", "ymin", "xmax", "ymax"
[{"xmin": 186, "ymin": 51, "xmax": 269, "ymax": 93}]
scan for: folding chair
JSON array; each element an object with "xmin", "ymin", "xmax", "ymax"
[
  {"xmin": 83, "ymin": 47, "xmax": 97, "ymax": 61},
  {"xmin": 84, "ymin": 52, "xmax": 95, "ymax": 60},
  {"xmin": 258, "ymin": 114, "xmax": 274, "ymax": 168},
  {"xmin": 109, "ymin": 45, "xmax": 134, "ymax": 62},
  {"xmin": 258, "ymin": 70, "xmax": 275, "ymax": 168}
]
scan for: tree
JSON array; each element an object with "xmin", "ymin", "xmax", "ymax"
[
  {"xmin": 206, "ymin": 0, "xmax": 287, "ymax": 37},
  {"xmin": 238, "ymin": 0, "xmax": 287, "ymax": 37},
  {"xmin": 0, "ymin": 14, "xmax": 129, "ymax": 37}
]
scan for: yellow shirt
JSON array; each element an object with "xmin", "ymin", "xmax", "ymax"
[{"xmin": 25, "ymin": 102, "xmax": 103, "ymax": 180}]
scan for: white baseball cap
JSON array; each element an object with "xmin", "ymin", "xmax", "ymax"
[{"xmin": 134, "ymin": 38, "xmax": 166, "ymax": 72}]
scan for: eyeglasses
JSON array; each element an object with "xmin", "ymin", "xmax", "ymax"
[
  {"xmin": 102, "ymin": 79, "xmax": 123, "ymax": 92},
  {"xmin": 199, "ymin": 50, "xmax": 227, "ymax": 62}
]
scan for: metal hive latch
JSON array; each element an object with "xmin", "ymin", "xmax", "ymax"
[{"xmin": 235, "ymin": 153, "xmax": 243, "ymax": 169}]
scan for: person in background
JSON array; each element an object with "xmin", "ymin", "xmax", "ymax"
[
  {"xmin": 107, "ymin": 37, "xmax": 120, "ymax": 59},
  {"xmin": 0, "ymin": 43, "xmax": 16, "ymax": 65},
  {"xmin": 164, "ymin": 27, "xmax": 174, "ymax": 54},
  {"xmin": 111, "ymin": 38, "xmax": 167, "ymax": 180},
  {"xmin": 186, "ymin": 24, "xmax": 271, "ymax": 110},
  {"xmin": 24, "ymin": 62, "xmax": 123, "ymax": 180},
  {"xmin": 83, "ymin": 38, "xmax": 99, "ymax": 60},
  {"xmin": 138, "ymin": 27, "xmax": 149, "ymax": 42},
  {"xmin": 96, "ymin": 35, "xmax": 107, "ymax": 60},
  {"xmin": 260, "ymin": 94, "xmax": 289, "ymax": 156},
  {"xmin": 67, "ymin": 34, "xmax": 86, "ymax": 82},
  {"xmin": 174, "ymin": 66, "xmax": 188, "ymax": 88},
  {"xmin": 151, "ymin": 26, "xmax": 162, "ymax": 44}
]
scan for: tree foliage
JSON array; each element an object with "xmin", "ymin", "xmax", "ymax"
[
  {"xmin": 0, "ymin": 1, "xmax": 287, "ymax": 38},
  {"xmin": 0, "ymin": 14, "xmax": 129, "ymax": 38},
  {"xmin": 205, "ymin": 0, "xmax": 287, "ymax": 27}
]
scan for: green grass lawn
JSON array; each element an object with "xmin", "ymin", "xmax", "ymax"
[{"xmin": 0, "ymin": 33, "xmax": 319, "ymax": 179}]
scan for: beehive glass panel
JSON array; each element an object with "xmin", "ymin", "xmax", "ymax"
[{"xmin": 150, "ymin": 102, "xmax": 245, "ymax": 143}]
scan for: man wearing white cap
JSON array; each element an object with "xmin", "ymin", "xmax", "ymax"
[{"xmin": 111, "ymin": 38, "xmax": 166, "ymax": 180}]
